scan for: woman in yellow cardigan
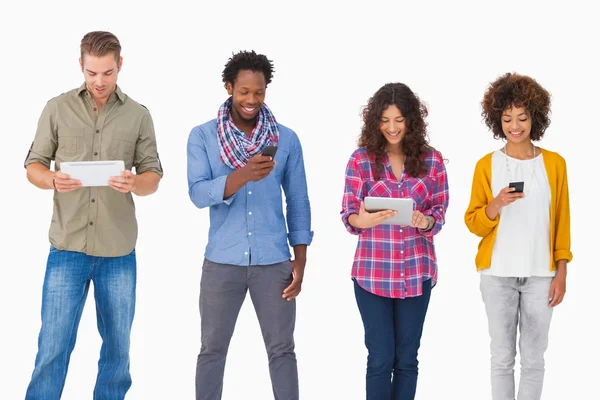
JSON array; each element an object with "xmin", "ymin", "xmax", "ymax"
[{"xmin": 464, "ymin": 72, "xmax": 572, "ymax": 400}]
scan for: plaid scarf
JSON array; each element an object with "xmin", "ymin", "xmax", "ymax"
[{"xmin": 217, "ymin": 97, "xmax": 279, "ymax": 170}]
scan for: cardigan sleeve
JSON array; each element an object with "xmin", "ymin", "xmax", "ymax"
[
  {"xmin": 553, "ymin": 155, "xmax": 573, "ymax": 263},
  {"xmin": 464, "ymin": 155, "xmax": 499, "ymax": 238}
]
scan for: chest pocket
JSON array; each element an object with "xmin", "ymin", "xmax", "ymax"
[
  {"xmin": 365, "ymin": 180, "xmax": 393, "ymax": 197},
  {"xmin": 273, "ymin": 148, "xmax": 289, "ymax": 180},
  {"xmin": 105, "ymin": 130, "xmax": 137, "ymax": 166},
  {"xmin": 57, "ymin": 128, "xmax": 84, "ymax": 157},
  {"xmin": 407, "ymin": 175, "xmax": 432, "ymax": 207},
  {"xmin": 264, "ymin": 148, "xmax": 290, "ymax": 189}
]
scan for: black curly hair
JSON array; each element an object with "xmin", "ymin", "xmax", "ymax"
[
  {"xmin": 222, "ymin": 50, "xmax": 274, "ymax": 88},
  {"xmin": 481, "ymin": 72, "xmax": 552, "ymax": 141},
  {"xmin": 359, "ymin": 83, "xmax": 431, "ymax": 179}
]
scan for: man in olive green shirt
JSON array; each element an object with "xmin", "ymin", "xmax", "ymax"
[{"xmin": 24, "ymin": 31, "xmax": 162, "ymax": 400}]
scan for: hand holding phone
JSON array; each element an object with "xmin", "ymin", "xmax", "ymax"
[
  {"xmin": 239, "ymin": 147, "xmax": 277, "ymax": 183},
  {"xmin": 491, "ymin": 183, "xmax": 525, "ymax": 210}
]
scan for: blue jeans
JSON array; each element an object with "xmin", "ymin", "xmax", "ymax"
[
  {"xmin": 25, "ymin": 246, "xmax": 137, "ymax": 400},
  {"xmin": 480, "ymin": 276, "xmax": 554, "ymax": 400},
  {"xmin": 353, "ymin": 279, "xmax": 431, "ymax": 400}
]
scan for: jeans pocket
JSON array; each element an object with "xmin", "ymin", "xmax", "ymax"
[
  {"xmin": 202, "ymin": 258, "xmax": 217, "ymax": 270},
  {"xmin": 281, "ymin": 260, "xmax": 294, "ymax": 282}
]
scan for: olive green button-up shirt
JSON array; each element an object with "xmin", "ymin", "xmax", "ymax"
[{"xmin": 25, "ymin": 83, "xmax": 163, "ymax": 257}]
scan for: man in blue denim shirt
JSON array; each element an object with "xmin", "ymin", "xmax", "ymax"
[{"xmin": 187, "ymin": 50, "xmax": 313, "ymax": 400}]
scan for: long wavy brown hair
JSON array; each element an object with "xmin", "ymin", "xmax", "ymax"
[{"xmin": 358, "ymin": 82, "xmax": 430, "ymax": 180}]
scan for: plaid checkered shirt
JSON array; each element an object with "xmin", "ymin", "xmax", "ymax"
[{"xmin": 341, "ymin": 147, "xmax": 449, "ymax": 299}]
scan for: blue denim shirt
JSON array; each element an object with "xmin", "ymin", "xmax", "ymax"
[{"xmin": 187, "ymin": 119, "xmax": 313, "ymax": 266}]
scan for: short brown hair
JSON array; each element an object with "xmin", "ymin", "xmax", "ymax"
[
  {"xmin": 80, "ymin": 31, "xmax": 121, "ymax": 61},
  {"xmin": 481, "ymin": 72, "xmax": 551, "ymax": 141}
]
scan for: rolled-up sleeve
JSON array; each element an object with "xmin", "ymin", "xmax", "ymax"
[
  {"xmin": 133, "ymin": 112, "xmax": 163, "ymax": 177},
  {"xmin": 341, "ymin": 153, "xmax": 365, "ymax": 235},
  {"xmin": 187, "ymin": 126, "xmax": 236, "ymax": 209},
  {"xmin": 282, "ymin": 133, "xmax": 313, "ymax": 246},
  {"xmin": 420, "ymin": 154, "xmax": 449, "ymax": 238},
  {"xmin": 554, "ymin": 156, "xmax": 573, "ymax": 263},
  {"xmin": 24, "ymin": 100, "xmax": 58, "ymax": 169}
]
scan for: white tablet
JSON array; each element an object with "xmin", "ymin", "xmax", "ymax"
[
  {"xmin": 60, "ymin": 160, "xmax": 125, "ymax": 187},
  {"xmin": 364, "ymin": 196, "xmax": 415, "ymax": 226}
]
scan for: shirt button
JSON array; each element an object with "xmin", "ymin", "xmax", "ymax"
[
  {"xmin": 91, "ymin": 199, "xmax": 95, "ymax": 203},
  {"xmin": 244, "ymin": 252, "xmax": 248, "ymax": 256},
  {"xmin": 248, "ymin": 232, "xmax": 252, "ymax": 236},
  {"xmin": 401, "ymin": 273, "xmax": 404, "ymax": 277},
  {"xmin": 399, "ymin": 229, "xmax": 403, "ymax": 233},
  {"xmin": 400, "ymin": 250, "xmax": 404, "ymax": 254},
  {"xmin": 96, "ymin": 129, "xmax": 99, "ymax": 133},
  {"xmin": 248, "ymin": 211, "xmax": 252, "ymax": 215},
  {"xmin": 94, "ymin": 152, "xmax": 98, "ymax": 156},
  {"xmin": 248, "ymin": 191, "xmax": 252, "ymax": 195},
  {"xmin": 89, "ymin": 221, "xmax": 94, "ymax": 225}
]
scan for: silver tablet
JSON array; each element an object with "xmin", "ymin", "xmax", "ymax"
[
  {"xmin": 60, "ymin": 160, "xmax": 125, "ymax": 187},
  {"xmin": 364, "ymin": 196, "xmax": 415, "ymax": 226}
]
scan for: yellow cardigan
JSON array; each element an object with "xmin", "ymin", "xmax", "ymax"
[{"xmin": 464, "ymin": 148, "xmax": 572, "ymax": 271}]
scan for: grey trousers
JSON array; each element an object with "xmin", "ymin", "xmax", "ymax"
[
  {"xmin": 480, "ymin": 275, "xmax": 554, "ymax": 400},
  {"xmin": 195, "ymin": 258, "xmax": 298, "ymax": 400}
]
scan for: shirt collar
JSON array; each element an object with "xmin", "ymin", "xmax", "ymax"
[{"xmin": 77, "ymin": 83, "xmax": 125, "ymax": 103}]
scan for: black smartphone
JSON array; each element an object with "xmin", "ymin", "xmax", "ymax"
[
  {"xmin": 261, "ymin": 145, "xmax": 278, "ymax": 158},
  {"xmin": 509, "ymin": 181, "xmax": 524, "ymax": 193}
]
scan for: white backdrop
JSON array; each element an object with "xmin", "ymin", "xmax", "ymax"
[{"xmin": 1, "ymin": 1, "xmax": 597, "ymax": 399}]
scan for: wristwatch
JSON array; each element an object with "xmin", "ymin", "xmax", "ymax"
[{"xmin": 424, "ymin": 216, "xmax": 435, "ymax": 231}]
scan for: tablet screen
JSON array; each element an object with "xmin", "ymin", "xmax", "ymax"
[
  {"xmin": 363, "ymin": 196, "xmax": 415, "ymax": 226},
  {"xmin": 60, "ymin": 160, "xmax": 125, "ymax": 187}
]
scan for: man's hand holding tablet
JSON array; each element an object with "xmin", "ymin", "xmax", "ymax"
[
  {"xmin": 108, "ymin": 170, "xmax": 137, "ymax": 193},
  {"xmin": 52, "ymin": 171, "xmax": 82, "ymax": 193}
]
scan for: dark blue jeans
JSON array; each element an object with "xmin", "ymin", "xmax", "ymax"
[
  {"xmin": 25, "ymin": 246, "xmax": 137, "ymax": 400},
  {"xmin": 353, "ymin": 279, "xmax": 432, "ymax": 400}
]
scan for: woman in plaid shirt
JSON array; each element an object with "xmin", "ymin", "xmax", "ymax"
[{"xmin": 341, "ymin": 82, "xmax": 449, "ymax": 400}]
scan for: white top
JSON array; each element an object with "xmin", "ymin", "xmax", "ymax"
[{"xmin": 481, "ymin": 150, "xmax": 555, "ymax": 277}]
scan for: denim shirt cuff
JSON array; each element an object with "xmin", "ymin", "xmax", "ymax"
[
  {"xmin": 210, "ymin": 175, "xmax": 236, "ymax": 205},
  {"xmin": 288, "ymin": 230, "xmax": 314, "ymax": 246}
]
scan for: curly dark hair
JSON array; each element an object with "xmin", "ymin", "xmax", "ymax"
[
  {"xmin": 222, "ymin": 50, "xmax": 274, "ymax": 88},
  {"xmin": 481, "ymin": 72, "xmax": 551, "ymax": 141},
  {"xmin": 359, "ymin": 82, "xmax": 430, "ymax": 179}
]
